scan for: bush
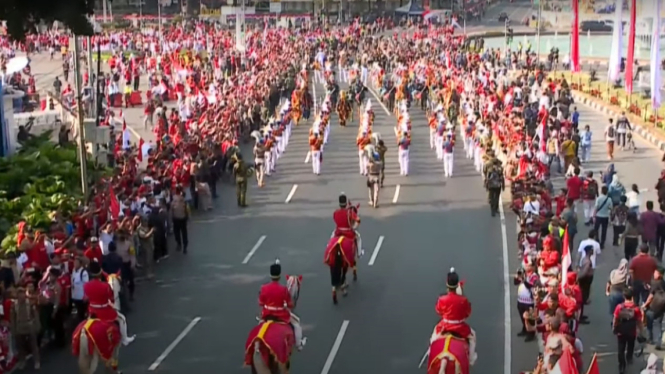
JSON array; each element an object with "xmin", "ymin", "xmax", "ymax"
[{"xmin": 0, "ymin": 131, "xmax": 110, "ymax": 256}]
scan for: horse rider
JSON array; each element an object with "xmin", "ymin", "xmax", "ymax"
[
  {"xmin": 366, "ymin": 152, "xmax": 383, "ymax": 207},
  {"xmin": 258, "ymin": 262, "xmax": 305, "ymax": 351},
  {"xmin": 84, "ymin": 261, "xmax": 136, "ymax": 346},
  {"xmin": 333, "ymin": 193, "xmax": 361, "ymax": 251},
  {"xmin": 433, "ymin": 268, "xmax": 477, "ymax": 365}
]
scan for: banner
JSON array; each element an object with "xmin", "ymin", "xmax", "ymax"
[
  {"xmin": 625, "ymin": 0, "xmax": 637, "ymax": 94},
  {"xmin": 570, "ymin": 0, "xmax": 580, "ymax": 72},
  {"xmin": 607, "ymin": 1, "xmax": 624, "ymax": 82}
]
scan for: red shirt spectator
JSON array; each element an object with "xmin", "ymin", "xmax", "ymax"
[
  {"xmin": 566, "ymin": 175, "xmax": 583, "ymax": 200},
  {"xmin": 613, "ymin": 300, "xmax": 642, "ymax": 336},
  {"xmin": 630, "ymin": 249, "xmax": 658, "ymax": 283}
]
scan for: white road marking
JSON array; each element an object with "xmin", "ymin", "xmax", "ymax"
[
  {"xmin": 148, "ymin": 317, "xmax": 202, "ymax": 371},
  {"xmin": 242, "ymin": 235, "xmax": 267, "ymax": 264},
  {"xmin": 305, "ymin": 151, "xmax": 311, "ymax": 163},
  {"xmin": 285, "ymin": 184, "xmax": 298, "ymax": 203},
  {"xmin": 320, "ymin": 320, "xmax": 350, "ymax": 374},
  {"xmin": 392, "ymin": 184, "xmax": 401, "ymax": 204},
  {"xmin": 367, "ymin": 87, "xmax": 392, "ymax": 116},
  {"xmin": 368, "ymin": 236, "xmax": 385, "ymax": 266},
  {"xmin": 499, "ymin": 194, "xmax": 511, "ymax": 374}
]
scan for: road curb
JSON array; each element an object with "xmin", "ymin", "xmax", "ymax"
[{"xmin": 570, "ymin": 91, "xmax": 665, "ymax": 152}]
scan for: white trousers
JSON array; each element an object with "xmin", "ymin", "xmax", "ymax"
[
  {"xmin": 311, "ymin": 150, "xmax": 321, "ymax": 174},
  {"xmin": 465, "ymin": 138, "xmax": 474, "ymax": 159},
  {"xmin": 338, "ymin": 65, "xmax": 348, "ymax": 83},
  {"xmin": 435, "ymin": 136, "xmax": 444, "ymax": 159},
  {"xmin": 265, "ymin": 151, "xmax": 273, "ymax": 175},
  {"xmin": 474, "ymin": 146, "xmax": 482, "ymax": 172},
  {"xmin": 358, "ymin": 150, "xmax": 368, "ymax": 175},
  {"xmin": 583, "ymin": 199, "xmax": 594, "ymax": 222},
  {"xmin": 443, "ymin": 152, "xmax": 454, "ymax": 177},
  {"xmin": 324, "ymin": 125, "xmax": 330, "ymax": 144},
  {"xmin": 398, "ymin": 148, "xmax": 409, "ymax": 175},
  {"xmin": 314, "ymin": 70, "xmax": 324, "ymax": 84},
  {"xmin": 430, "ymin": 128, "xmax": 436, "ymax": 149},
  {"xmin": 117, "ymin": 312, "xmax": 132, "ymax": 344},
  {"xmin": 276, "ymin": 137, "xmax": 284, "ymax": 156}
]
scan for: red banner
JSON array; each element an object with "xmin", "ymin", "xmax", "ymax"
[
  {"xmin": 625, "ymin": 0, "xmax": 637, "ymax": 94},
  {"xmin": 571, "ymin": 0, "xmax": 580, "ymax": 72}
]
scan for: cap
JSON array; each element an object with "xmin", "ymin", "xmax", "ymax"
[
  {"xmin": 270, "ymin": 259, "xmax": 281, "ymax": 280},
  {"xmin": 88, "ymin": 261, "xmax": 102, "ymax": 276},
  {"xmin": 446, "ymin": 267, "xmax": 459, "ymax": 289}
]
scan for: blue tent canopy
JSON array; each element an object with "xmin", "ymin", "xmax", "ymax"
[{"xmin": 395, "ymin": 0, "xmax": 426, "ymax": 15}]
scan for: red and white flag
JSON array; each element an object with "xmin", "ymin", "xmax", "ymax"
[
  {"xmin": 549, "ymin": 348, "xmax": 579, "ymax": 374},
  {"xmin": 119, "ymin": 110, "xmax": 131, "ymax": 150},
  {"xmin": 561, "ymin": 228, "xmax": 572, "ymax": 289}
]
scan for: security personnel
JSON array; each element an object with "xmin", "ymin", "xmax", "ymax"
[
  {"xmin": 233, "ymin": 153, "xmax": 248, "ymax": 207},
  {"xmin": 484, "ymin": 158, "xmax": 504, "ymax": 216},
  {"xmin": 376, "ymin": 140, "xmax": 388, "ymax": 187}
]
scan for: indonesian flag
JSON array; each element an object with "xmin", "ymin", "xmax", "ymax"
[
  {"xmin": 109, "ymin": 189, "xmax": 121, "ymax": 220},
  {"xmin": 549, "ymin": 348, "xmax": 579, "ymax": 374},
  {"xmin": 585, "ymin": 353, "xmax": 599, "ymax": 374},
  {"xmin": 422, "ymin": 7, "xmax": 432, "ymax": 22},
  {"xmin": 561, "ymin": 228, "xmax": 572, "ymax": 290}
]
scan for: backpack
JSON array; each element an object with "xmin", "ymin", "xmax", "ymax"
[
  {"xmin": 584, "ymin": 180, "xmax": 598, "ymax": 199},
  {"xmin": 487, "ymin": 168, "xmax": 502, "ymax": 188},
  {"xmin": 613, "ymin": 305, "xmax": 637, "ymax": 336},
  {"xmin": 607, "ymin": 126, "xmax": 615, "ymax": 138}
]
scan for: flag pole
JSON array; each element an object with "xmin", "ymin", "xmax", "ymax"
[{"xmin": 73, "ymin": 35, "xmax": 90, "ymax": 197}]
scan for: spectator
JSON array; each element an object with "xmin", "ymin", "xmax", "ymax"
[
  {"xmin": 629, "ymin": 244, "xmax": 658, "ymax": 305},
  {"xmin": 643, "ymin": 268, "xmax": 665, "ymax": 350},
  {"xmin": 612, "ymin": 288, "xmax": 642, "ymax": 374},
  {"xmin": 607, "ymin": 259, "xmax": 630, "ymax": 317},
  {"xmin": 137, "ymin": 216, "xmax": 155, "ymax": 279},
  {"xmin": 611, "ymin": 195, "xmax": 629, "ymax": 247},
  {"xmin": 10, "ymin": 286, "xmax": 40, "ymax": 370},
  {"xmin": 593, "ymin": 185, "xmax": 613, "ymax": 249},
  {"xmin": 70, "ymin": 257, "xmax": 89, "ymax": 324},
  {"xmin": 620, "ymin": 212, "xmax": 641, "ymax": 260},
  {"xmin": 641, "ymin": 201, "xmax": 665, "ymax": 259}
]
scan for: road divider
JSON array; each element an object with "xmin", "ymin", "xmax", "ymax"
[
  {"xmin": 392, "ymin": 184, "xmax": 401, "ymax": 203},
  {"xmin": 242, "ymin": 235, "xmax": 267, "ymax": 264},
  {"xmin": 368, "ymin": 236, "xmax": 385, "ymax": 266},
  {"xmin": 285, "ymin": 184, "xmax": 298, "ymax": 203},
  {"xmin": 148, "ymin": 317, "xmax": 202, "ymax": 371},
  {"xmin": 320, "ymin": 320, "xmax": 350, "ymax": 374}
]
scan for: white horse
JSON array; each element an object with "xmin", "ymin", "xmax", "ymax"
[
  {"xmin": 252, "ymin": 274, "xmax": 303, "ymax": 374},
  {"xmin": 75, "ymin": 273, "xmax": 124, "ymax": 374}
]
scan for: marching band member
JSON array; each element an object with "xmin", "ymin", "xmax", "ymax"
[
  {"xmin": 258, "ymin": 261, "xmax": 305, "ymax": 351},
  {"xmin": 251, "ymin": 131, "xmax": 266, "ymax": 187},
  {"xmin": 264, "ymin": 131, "xmax": 275, "ymax": 176},
  {"xmin": 333, "ymin": 193, "xmax": 361, "ymax": 253},
  {"xmin": 433, "ymin": 268, "xmax": 477, "ymax": 365},
  {"xmin": 321, "ymin": 99, "xmax": 331, "ymax": 144},
  {"xmin": 280, "ymin": 102, "xmax": 292, "ymax": 148},
  {"xmin": 435, "ymin": 117, "xmax": 446, "ymax": 160},
  {"xmin": 309, "ymin": 125, "xmax": 323, "ymax": 175},
  {"xmin": 430, "ymin": 104, "xmax": 443, "ymax": 149},
  {"xmin": 397, "ymin": 130, "xmax": 411, "ymax": 176},
  {"xmin": 274, "ymin": 121, "xmax": 284, "ymax": 158},
  {"xmin": 464, "ymin": 116, "xmax": 475, "ymax": 159},
  {"xmin": 357, "ymin": 131, "xmax": 371, "ymax": 175},
  {"xmin": 442, "ymin": 133, "xmax": 455, "ymax": 177}
]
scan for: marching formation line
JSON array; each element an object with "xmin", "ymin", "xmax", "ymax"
[
  {"xmin": 285, "ymin": 184, "xmax": 298, "ymax": 204},
  {"xmin": 148, "ymin": 317, "xmax": 202, "ymax": 371},
  {"xmin": 392, "ymin": 184, "xmax": 401, "ymax": 203},
  {"xmin": 368, "ymin": 236, "xmax": 385, "ymax": 266},
  {"xmin": 242, "ymin": 235, "xmax": 267, "ymax": 264},
  {"xmin": 320, "ymin": 320, "xmax": 350, "ymax": 374}
]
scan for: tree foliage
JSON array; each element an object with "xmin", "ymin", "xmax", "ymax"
[
  {"xmin": 0, "ymin": 0, "xmax": 96, "ymax": 41},
  {"xmin": 0, "ymin": 131, "xmax": 111, "ymax": 256}
]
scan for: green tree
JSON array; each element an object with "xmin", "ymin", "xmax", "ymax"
[{"xmin": 0, "ymin": 0, "xmax": 96, "ymax": 41}]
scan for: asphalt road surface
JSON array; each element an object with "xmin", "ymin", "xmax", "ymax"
[{"xmin": 20, "ymin": 11, "xmax": 665, "ymax": 374}]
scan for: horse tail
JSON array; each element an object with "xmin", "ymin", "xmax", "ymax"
[{"xmin": 252, "ymin": 340, "xmax": 280, "ymax": 374}]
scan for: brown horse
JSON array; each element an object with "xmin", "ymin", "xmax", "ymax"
[
  {"xmin": 324, "ymin": 225, "xmax": 362, "ymax": 304},
  {"xmin": 245, "ymin": 275, "xmax": 303, "ymax": 374}
]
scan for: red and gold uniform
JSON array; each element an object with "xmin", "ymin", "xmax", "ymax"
[
  {"xmin": 333, "ymin": 197, "xmax": 360, "ymax": 240},
  {"xmin": 434, "ymin": 270, "xmax": 472, "ymax": 339},
  {"xmin": 357, "ymin": 134, "xmax": 370, "ymax": 151},
  {"xmin": 84, "ymin": 278, "xmax": 118, "ymax": 322},
  {"xmin": 258, "ymin": 267, "xmax": 294, "ymax": 324}
]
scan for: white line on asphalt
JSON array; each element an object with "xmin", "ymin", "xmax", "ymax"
[
  {"xmin": 368, "ymin": 236, "xmax": 385, "ymax": 266},
  {"xmin": 148, "ymin": 317, "xmax": 202, "ymax": 371},
  {"xmin": 320, "ymin": 320, "xmax": 350, "ymax": 374},
  {"xmin": 498, "ymin": 194, "xmax": 511, "ymax": 374},
  {"xmin": 392, "ymin": 184, "xmax": 401, "ymax": 203},
  {"xmin": 285, "ymin": 184, "xmax": 298, "ymax": 203},
  {"xmin": 242, "ymin": 235, "xmax": 267, "ymax": 264},
  {"xmin": 367, "ymin": 87, "xmax": 392, "ymax": 116},
  {"xmin": 305, "ymin": 151, "xmax": 311, "ymax": 163}
]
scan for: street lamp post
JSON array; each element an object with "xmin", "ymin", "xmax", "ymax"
[{"xmin": 72, "ymin": 35, "xmax": 89, "ymax": 197}]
